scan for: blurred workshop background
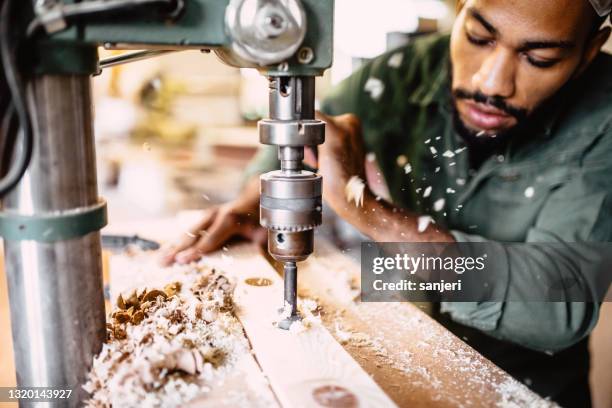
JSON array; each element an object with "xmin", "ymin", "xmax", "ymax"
[{"xmin": 1, "ymin": 0, "xmax": 611, "ymax": 406}]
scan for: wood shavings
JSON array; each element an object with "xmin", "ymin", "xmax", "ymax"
[
  {"xmin": 396, "ymin": 155, "xmax": 408, "ymax": 167},
  {"xmin": 164, "ymin": 282, "xmax": 182, "ymax": 297},
  {"xmin": 84, "ymin": 267, "xmax": 249, "ymax": 408},
  {"xmin": 347, "ymin": 303, "xmax": 558, "ymax": 407},
  {"xmin": 496, "ymin": 378, "xmax": 557, "ymax": 408},
  {"xmin": 275, "ymin": 298, "xmax": 322, "ymax": 333},
  {"xmin": 333, "ymin": 322, "xmax": 353, "ymax": 344},
  {"xmin": 387, "ymin": 52, "xmax": 403, "ymax": 68},
  {"xmin": 364, "ymin": 77, "xmax": 384, "ymax": 100},
  {"xmin": 345, "ymin": 176, "xmax": 365, "ymax": 207},
  {"xmin": 288, "ymin": 320, "xmax": 307, "ymax": 334},
  {"xmin": 417, "ymin": 215, "xmax": 433, "ymax": 233},
  {"xmin": 108, "ymin": 285, "xmax": 181, "ymax": 332},
  {"xmin": 277, "ymin": 301, "xmax": 293, "ymax": 322},
  {"xmin": 433, "ymin": 198, "xmax": 446, "ymax": 212}
]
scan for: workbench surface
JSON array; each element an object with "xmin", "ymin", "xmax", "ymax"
[{"xmin": 104, "ymin": 212, "xmax": 553, "ymax": 408}]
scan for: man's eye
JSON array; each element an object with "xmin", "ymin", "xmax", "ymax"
[
  {"xmin": 523, "ymin": 54, "xmax": 560, "ymax": 69},
  {"xmin": 465, "ymin": 31, "xmax": 493, "ymax": 47}
]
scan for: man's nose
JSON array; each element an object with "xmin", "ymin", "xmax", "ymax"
[{"xmin": 472, "ymin": 48, "xmax": 516, "ymax": 99}]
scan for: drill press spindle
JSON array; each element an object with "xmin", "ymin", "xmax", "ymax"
[{"xmin": 259, "ymin": 76, "xmax": 325, "ymax": 329}]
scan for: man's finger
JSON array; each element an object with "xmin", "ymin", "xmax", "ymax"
[
  {"xmin": 160, "ymin": 209, "xmax": 217, "ymax": 265},
  {"xmin": 239, "ymin": 223, "xmax": 267, "ymax": 246},
  {"xmin": 175, "ymin": 212, "xmax": 235, "ymax": 264}
]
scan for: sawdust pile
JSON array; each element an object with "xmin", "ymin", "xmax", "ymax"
[
  {"xmin": 84, "ymin": 267, "xmax": 249, "ymax": 407},
  {"xmin": 329, "ymin": 304, "xmax": 558, "ymax": 407},
  {"xmin": 276, "ymin": 298, "xmax": 322, "ymax": 333}
]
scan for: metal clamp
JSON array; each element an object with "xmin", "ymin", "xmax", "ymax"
[{"xmin": 0, "ymin": 199, "xmax": 108, "ymax": 242}]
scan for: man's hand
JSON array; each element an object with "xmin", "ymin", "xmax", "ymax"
[
  {"xmin": 306, "ymin": 112, "xmax": 368, "ymax": 216},
  {"xmin": 160, "ymin": 178, "xmax": 266, "ymax": 265}
]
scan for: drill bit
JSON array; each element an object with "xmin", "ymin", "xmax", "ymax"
[{"xmin": 278, "ymin": 261, "xmax": 301, "ymax": 330}]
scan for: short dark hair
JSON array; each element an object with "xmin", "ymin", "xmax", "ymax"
[{"xmin": 455, "ymin": 1, "xmax": 608, "ymax": 37}]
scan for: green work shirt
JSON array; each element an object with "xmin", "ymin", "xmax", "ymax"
[{"xmin": 245, "ymin": 35, "xmax": 612, "ymax": 355}]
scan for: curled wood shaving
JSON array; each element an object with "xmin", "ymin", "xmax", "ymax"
[
  {"xmin": 276, "ymin": 298, "xmax": 322, "ymax": 333},
  {"xmin": 345, "ymin": 176, "xmax": 366, "ymax": 208},
  {"xmin": 84, "ymin": 267, "xmax": 249, "ymax": 408}
]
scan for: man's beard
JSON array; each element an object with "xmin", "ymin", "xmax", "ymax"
[
  {"xmin": 451, "ymin": 88, "xmax": 530, "ymax": 152},
  {"xmin": 448, "ymin": 87, "xmax": 541, "ymax": 169}
]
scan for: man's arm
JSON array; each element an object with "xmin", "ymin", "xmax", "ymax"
[
  {"xmin": 441, "ymin": 190, "xmax": 610, "ymax": 352},
  {"xmin": 439, "ymin": 130, "xmax": 612, "ymax": 352},
  {"xmin": 320, "ymin": 113, "xmax": 611, "ymax": 353},
  {"xmin": 336, "ymin": 188, "xmax": 455, "ymax": 243},
  {"xmin": 339, "ymin": 170, "xmax": 609, "ymax": 352}
]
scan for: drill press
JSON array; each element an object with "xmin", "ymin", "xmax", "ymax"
[
  {"xmin": 260, "ymin": 76, "xmax": 324, "ymax": 328},
  {"xmin": 0, "ymin": 0, "xmax": 332, "ymax": 403}
]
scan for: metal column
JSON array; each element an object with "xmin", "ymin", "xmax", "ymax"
[{"xmin": 2, "ymin": 75, "xmax": 106, "ymax": 406}]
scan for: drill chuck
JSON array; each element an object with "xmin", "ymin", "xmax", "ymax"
[
  {"xmin": 260, "ymin": 170, "xmax": 321, "ymax": 262},
  {"xmin": 260, "ymin": 171, "xmax": 322, "ymax": 231},
  {"xmin": 259, "ymin": 76, "xmax": 324, "ymax": 328}
]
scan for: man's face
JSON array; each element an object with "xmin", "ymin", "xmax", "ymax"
[{"xmin": 450, "ymin": 0, "xmax": 597, "ymax": 137}]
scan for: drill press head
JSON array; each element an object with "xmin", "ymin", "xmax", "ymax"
[
  {"xmin": 259, "ymin": 76, "xmax": 325, "ymax": 328},
  {"xmin": 216, "ymin": 0, "xmax": 331, "ymax": 328}
]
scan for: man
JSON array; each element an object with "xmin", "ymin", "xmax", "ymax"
[{"xmin": 163, "ymin": 0, "xmax": 612, "ymax": 406}]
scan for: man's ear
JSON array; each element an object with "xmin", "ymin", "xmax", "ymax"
[{"xmin": 576, "ymin": 26, "xmax": 611, "ymax": 76}]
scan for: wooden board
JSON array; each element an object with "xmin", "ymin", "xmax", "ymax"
[
  {"xmin": 203, "ymin": 245, "xmax": 397, "ymax": 408},
  {"xmin": 293, "ymin": 240, "xmax": 554, "ymax": 408},
  {"xmin": 107, "ymin": 217, "xmax": 395, "ymax": 407},
  {"xmin": 104, "ymin": 212, "xmax": 553, "ymax": 408},
  {"xmin": 109, "ymin": 253, "xmax": 280, "ymax": 408}
]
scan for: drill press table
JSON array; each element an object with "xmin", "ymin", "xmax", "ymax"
[{"xmin": 104, "ymin": 212, "xmax": 553, "ymax": 408}]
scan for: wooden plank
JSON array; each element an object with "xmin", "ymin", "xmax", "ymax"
[
  {"xmin": 293, "ymin": 240, "xmax": 555, "ymax": 408},
  {"xmin": 109, "ymin": 253, "xmax": 280, "ymax": 408},
  {"xmin": 203, "ymin": 245, "xmax": 397, "ymax": 408}
]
